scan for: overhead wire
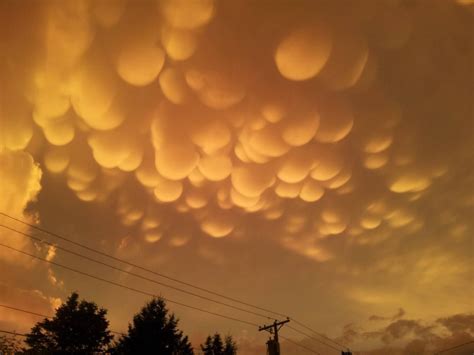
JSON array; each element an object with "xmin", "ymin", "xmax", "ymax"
[
  {"xmin": 0, "ymin": 304, "xmax": 46, "ymax": 318},
  {"xmin": 287, "ymin": 324, "xmax": 343, "ymax": 352},
  {"xmin": 0, "ymin": 329, "xmax": 26, "ymax": 337},
  {"xmin": 0, "ymin": 241, "xmax": 259, "ymax": 328},
  {"xmin": 0, "ymin": 307, "xmax": 329, "ymax": 355},
  {"xmin": 435, "ymin": 340, "xmax": 474, "ymax": 354},
  {"xmin": 0, "ymin": 212, "xmax": 348, "ymax": 351},
  {"xmin": 280, "ymin": 334, "xmax": 321, "ymax": 355},
  {"xmin": 0, "ymin": 224, "xmax": 276, "ymax": 322},
  {"xmin": 291, "ymin": 318, "xmax": 347, "ymax": 350},
  {"xmin": 0, "ymin": 304, "xmax": 125, "ymax": 336},
  {"xmin": 0, "ymin": 212, "xmax": 286, "ymax": 318}
]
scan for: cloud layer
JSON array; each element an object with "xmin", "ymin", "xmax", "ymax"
[{"xmin": 0, "ymin": 0, "xmax": 472, "ymax": 352}]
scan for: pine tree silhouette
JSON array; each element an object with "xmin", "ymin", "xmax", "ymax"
[
  {"xmin": 201, "ymin": 333, "xmax": 237, "ymax": 355},
  {"xmin": 24, "ymin": 292, "xmax": 113, "ymax": 354},
  {"xmin": 113, "ymin": 297, "xmax": 193, "ymax": 355}
]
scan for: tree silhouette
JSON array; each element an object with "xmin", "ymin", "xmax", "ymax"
[
  {"xmin": 201, "ymin": 333, "xmax": 237, "ymax": 355},
  {"xmin": 223, "ymin": 335, "xmax": 237, "ymax": 355},
  {"xmin": 201, "ymin": 336, "xmax": 214, "ymax": 354},
  {"xmin": 24, "ymin": 292, "xmax": 113, "ymax": 354},
  {"xmin": 0, "ymin": 333, "xmax": 22, "ymax": 354},
  {"xmin": 113, "ymin": 297, "xmax": 193, "ymax": 355}
]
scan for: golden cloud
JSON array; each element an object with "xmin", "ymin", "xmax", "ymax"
[{"xmin": 0, "ymin": 0, "xmax": 472, "ymax": 263}]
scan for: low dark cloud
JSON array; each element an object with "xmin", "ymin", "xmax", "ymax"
[
  {"xmin": 437, "ymin": 314, "xmax": 474, "ymax": 334},
  {"xmin": 333, "ymin": 311, "xmax": 474, "ymax": 354},
  {"xmin": 369, "ymin": 308, "xmax": 405, "ymax": 322}
]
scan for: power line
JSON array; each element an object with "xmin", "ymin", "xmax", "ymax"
[
  {"xmin": 0, "ymin": 304, "xmax": 46, "ymax": 318},
  {"xmin": 0, "ymin": 241, "xmax": 259, "ymax": 328},
  {"xmin": 0, "ymin": 212, "xmax": 287, "ymax": 318},
  {"xmin": 280, "ymin": 334, "xmax": 321, "ymax": 355},
  {"xmin": 0, "ymin": 224, "xmax": 276, "ymax": 322},
  {"xmin": 0, "ymin": 212, "xmax": 347, "ymax": 351},
  {"xmin": 291, "ymin": 319, "xmax": 347, "ymax": 350},
  {"xmin": 292, "ymin": 319, "xmax": 347, "ymax": 349},
  {"xmin": 0, "ymin": 328, "xmax": 328, "ymax": 355},
  {"xmin": 259, "ymin": 318, "xmax": 290, "ymax": 354},
  {"xmin": 0, "ymin": 330, "xmax": 26, "ymax": 337},
  {"xmin": 0, "ymin": 304, "xmax": 125, "ymax": 336},
  {"xmin": 0, "ymin": 307, "xmax": 330, "ymax": 355},
  {"xmin": 0, "ymin": 326, "xmax": 322, "ymax": 355},
  {"xmin": 435, "ymin": 340, "xmax": 474, "ymax": 354},
  {"xmin": 287, "ymin": 325, "xmax": 342, "ymax": 352}
]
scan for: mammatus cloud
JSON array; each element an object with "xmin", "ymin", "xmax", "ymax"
[{"xmin": 1, "ymin": 0, "xmax": 472, "ymax": 263}]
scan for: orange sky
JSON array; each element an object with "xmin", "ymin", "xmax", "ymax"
[{"xmin": 0, "ymin": 0, "xmax": 473, "ymax": 354}]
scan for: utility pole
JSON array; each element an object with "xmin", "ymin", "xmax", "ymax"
[{"xmin": 259, "ymin": 318, "xmax": 290, "ymax": 355}]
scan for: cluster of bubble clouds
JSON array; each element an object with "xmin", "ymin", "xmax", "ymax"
[{"xmin": 1, "ymin": 0, "xmax": 472, "ymax": 260}]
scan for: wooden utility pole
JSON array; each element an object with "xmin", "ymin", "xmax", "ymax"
[{"xmin": 259, "ymin": 318, "xmax": 290, "ymax": 355}]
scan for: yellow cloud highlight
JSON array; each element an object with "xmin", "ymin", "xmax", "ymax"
[{"xmin": 275, "ymin": 25, "xmax": 332, "ymax": 81}]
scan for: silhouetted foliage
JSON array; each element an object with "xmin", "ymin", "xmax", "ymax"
[
  {"xmin": 24, "ymin": 292, "xmax": 113, "ymax": 354},
  {"xmin": 201, "ymin": 333, "xmax": 237, "ymax": 355},
  {"xmin": 0, "ymin": 334, "xmax": 22, "ymax": 354},
  {"xmin": 223, "ymin": 335, "xmax": 237, "ymax": 355},
  {"xmin": 113, "ymin": 297, "xmax": 193, "ymax": 355}
]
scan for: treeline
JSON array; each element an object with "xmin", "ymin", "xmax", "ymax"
[{"xmin": 1, "ymin": 292, "xmax": 237, "ymax": 354}]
